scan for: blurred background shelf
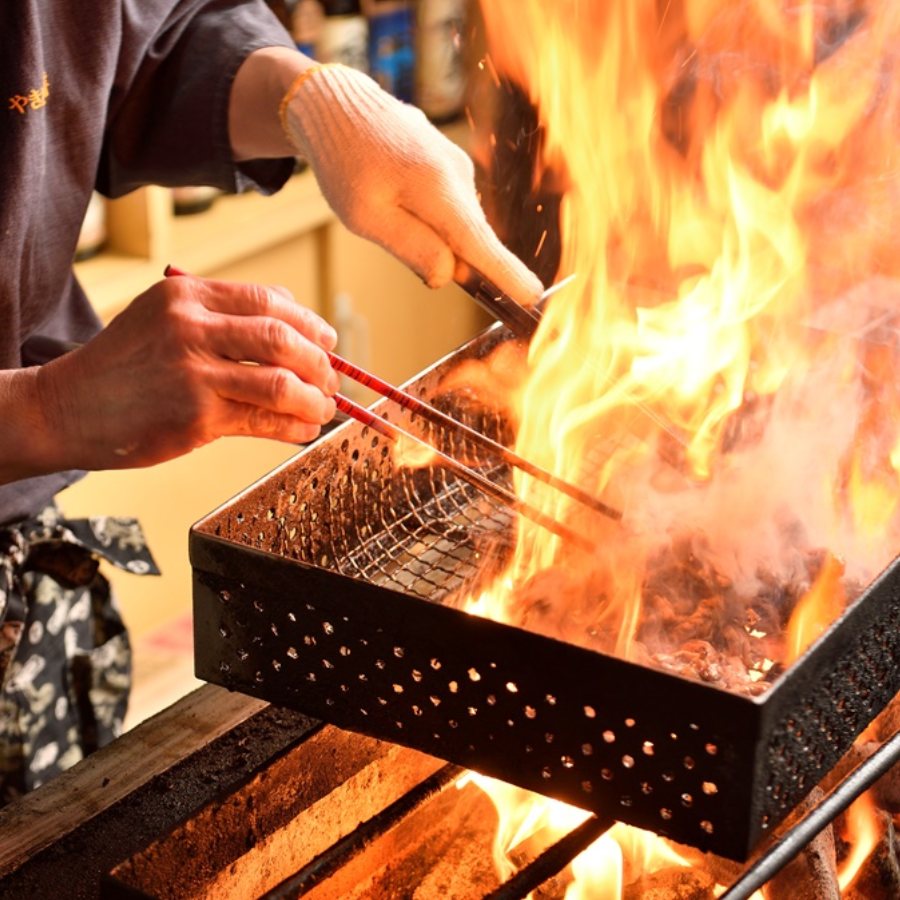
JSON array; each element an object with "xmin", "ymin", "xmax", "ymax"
[{"xmin": 75, "ymin": 168, "xmax": 333, "ymax": 319}]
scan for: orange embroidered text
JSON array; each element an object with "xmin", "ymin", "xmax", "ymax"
[{"xmin": 9, "ymin": 72, "xmax": 50, "ymax": 115}]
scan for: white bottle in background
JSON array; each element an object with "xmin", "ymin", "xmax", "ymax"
[
  {"xmin": 415, "ymin": 0, "xmax": 467, "ymax": 122},
  {"xmin": 318, "ymin": 0, "xmax": 369, "ymax": 73}
]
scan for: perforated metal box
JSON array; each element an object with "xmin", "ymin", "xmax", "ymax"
[{"xmin": 190, "ymin": 327, "xmax": 900, "ymax": 861}]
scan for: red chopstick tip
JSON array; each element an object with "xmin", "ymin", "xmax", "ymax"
[{"xmin": 164, "ymin": 264, "xmax": 187, "ymax": 277}]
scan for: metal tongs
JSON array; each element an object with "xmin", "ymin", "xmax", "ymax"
[
  {"xmin": 455, "ymin": 262, "xmax": 579, "ymax": 341},
  {"xmin": 455, "ymin": 262, "xmax": 545, "ymax": 340}
]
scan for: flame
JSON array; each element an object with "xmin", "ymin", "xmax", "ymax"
[
  {"xmin": 460, "ymin": 770, "xmax": 694, "ymax": 894},
  {"xmin": 469, "ymin": 0, "xmax": 900, "ymax": 704},
  {"xmin": 457, "ymin": 772, "xmax": 593, "ymax": 883},
  {"xmin": 461, "ymin": 0, "xmax": 900, "ymax": 893},
  {"xmin": 784, "ymin": 551, "xmax": 846, "ymax": 663},
  {"xmin": 837, "ymin": 790, "xmax": 881, "ymax": 890},
  {"xmin": 392, "ymin": 431, "xmax": 440, "ymax": 470}
]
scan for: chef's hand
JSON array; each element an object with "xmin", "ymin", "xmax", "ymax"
[
  {"xmin": 279, "ymin": 63, "xmax": 544, "ymax": 303},
  {"xmin": 31, "ymin": 275, "xmax": 338, "ymax": 472}
]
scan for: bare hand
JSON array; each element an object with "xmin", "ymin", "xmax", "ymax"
[{"xmin": 33, "ymin": 275, "xmax": 339, "ymax": 471}]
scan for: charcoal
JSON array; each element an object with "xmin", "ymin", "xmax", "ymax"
[
  {"xmin": 622, "ymin": 865, "xmax": 715, "ymax": 899},
  {"xmin": 652, "ymin": 639, "xmax": 769, "ymax": 696},
  {"xmin": 764, "ymin": 806, "xmax": 839, "ymax": 900},
  {"xmin": 819, "ymin": 739, "xmax": 900, "ymax": 814},
  {"xmin": 874, "ymin": 692, "xmax": 900, "ymax": 744},
  {"xmin": 843, "ymin": 813, "xmax": 900, "ymax": 900},
  {"xmin": 873, "ymin": 762, "xmax": 900, "ymax": 814},
  {"xmin": 820, "ymin": 742, "xmax": 878, "ymax": 795}
]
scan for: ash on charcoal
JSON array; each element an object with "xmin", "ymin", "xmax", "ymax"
[
  {"xmin": 507, "ymin": 524, "xmax": 867, "ymax": 698},
  {"xmin": 650, "ymin": 639, "xmax": 770, "ymax": 696},
  {"xmin": 638, "ymin": 533, "xmax": 808, "ymax": 695},
  {"xmin": 641, "ymin": 533, "xmax": 811, "ymax": 644},
  {"xmin": 640, "ymin": 532, "xmax": 867, "ymax": 695}
]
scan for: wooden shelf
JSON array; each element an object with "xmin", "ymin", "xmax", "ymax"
[
  {"xmin": 169, "ymin": 167, "xmax": 333, "ymax": 275},
  {"xmin": 75, "ymin": 168, "xmax": 334, "ymax": 321}
]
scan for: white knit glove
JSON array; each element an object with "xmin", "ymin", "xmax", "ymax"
[{"xmin": 280, "ymin": 64, "xmax": 543, "ymax": 305}]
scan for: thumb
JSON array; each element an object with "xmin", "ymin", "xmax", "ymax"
[
  {"xmin": 437, "ymin": 190, "xmax": 545, "ymax": 306},
  {"xmin": 357, "ymin": 206, "xmax": 457, "ymax": 288}
]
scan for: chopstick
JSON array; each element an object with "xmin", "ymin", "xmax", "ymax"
[
  {"xmin": 164, "ymin": 265, "xmax": 602, "ymax": 550},
  {"xmin": 328, "ymin": 352, "xmax": 621, "ymax": 522},
  {"xmin": 333, "ymin": 393, "xmax": 596, "ymax": 553}
]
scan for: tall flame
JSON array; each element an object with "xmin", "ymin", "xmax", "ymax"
[
  {"xmin": 464, "ymin": 0, "xmax": 900, "ymax": 893},
  {"xmin": 470, "ymin": 0, "xmax": 900, "ymax": 693},
  {"xmin": 785, "ymin": 550, "xmax": 845, "ymax": 663}
]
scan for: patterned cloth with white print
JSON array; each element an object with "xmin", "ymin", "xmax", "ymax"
[{"xmin": 0, "ymin": 505, "xmax": 158, "ymax": 805}]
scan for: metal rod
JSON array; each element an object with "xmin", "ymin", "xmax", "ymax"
[
  {"xmin": 328, "ymin": 350, "xmax": 621, "ymax": 522},
  {"xmin": 485, "ymin": 813, "xmax": 617, "ymax": 900},
  {"xmin": 721, "ymin": 728, "xmax": 900, "ymax": 900},
  {"xmin": 262, "ymin": 763, "xmax": 465, "ymax": 899},
  {"xmin": 335, "ymin": 393, "xmax": 597, "ymax": 553},
  {"xmin": 538, "ymin": 273, "xmax": 577, "ymax": 306}
]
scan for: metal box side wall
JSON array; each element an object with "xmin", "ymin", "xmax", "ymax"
[
  {"xmin": 192, "ymin": 537, "xmax": 762, "ymax": 859},
  {"xmin": 748, "ymin": 555, "xmax": 900, "ymax": 849}
]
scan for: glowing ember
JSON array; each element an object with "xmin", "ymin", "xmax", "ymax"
[{"xmin": 459, "ymin": 0, "xmax": 900, "ymax": 893}]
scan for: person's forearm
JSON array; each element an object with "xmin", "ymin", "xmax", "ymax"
[
  {"xmin": 0, "ymin": 367, "xmax": 60, "ymax": 484},
  {"xmin": 229, "ymin": 46, "xmax": 315, "ymax": 161}
]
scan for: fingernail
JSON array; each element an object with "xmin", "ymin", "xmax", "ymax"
[
  {"xmin": 326, "ymin": 370, "xmax": 341, "ymax": 396},
  {"xmin": 319, "ymin": 323, "xmax": 338, "ymax": 349}
]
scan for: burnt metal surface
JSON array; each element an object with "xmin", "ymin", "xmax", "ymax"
[{"xmin": 191, "ymin": 325, "xmax": 900, "ymax": 862}]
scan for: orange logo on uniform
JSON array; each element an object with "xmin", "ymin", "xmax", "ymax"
[{"xmin": 9, "ymin": 71, "xmax": 50, "ymax": 114}]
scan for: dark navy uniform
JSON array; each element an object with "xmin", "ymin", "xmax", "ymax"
[{"xmin": 0, "ymin": 0, "xmax": 296, "ymax": 801}]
